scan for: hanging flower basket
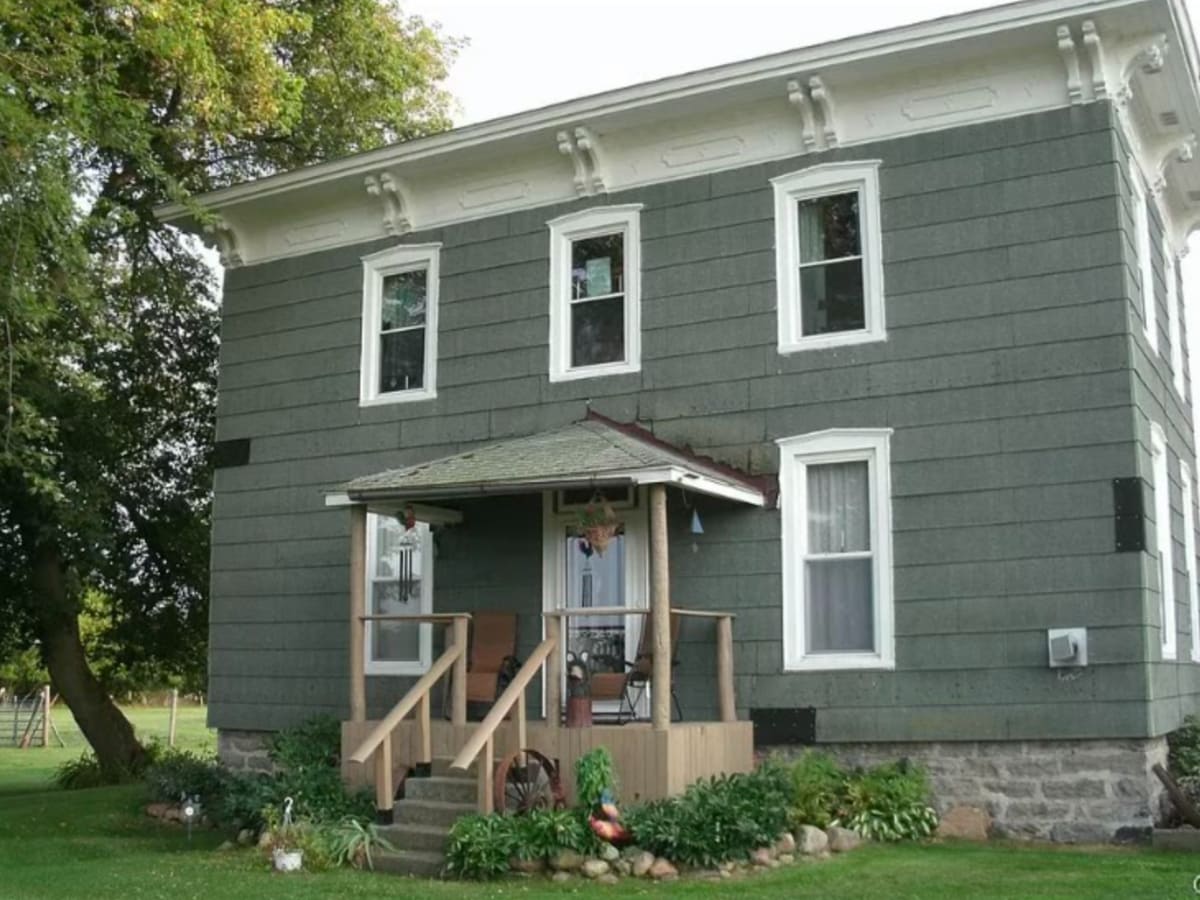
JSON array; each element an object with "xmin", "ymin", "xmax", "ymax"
[{"xmin": 577, "ymin": 498, "xmax": 623, "ymax": 556}]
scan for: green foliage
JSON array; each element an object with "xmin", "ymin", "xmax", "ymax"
[
  {"xmin": 0, "ymin": 646, "xmax": 48, "ymax": 695},
  {"xmin": 445, "ymin": 814, "xmax": 518, "ymax": 880},
  {"xmin": 625, "ymin": 761, "xmax": 794, "ymax": 868},
  {"xmin": 54, "ymin": 753, "xmax": 114, "ymax": 790},
  {"xmin": 265, "ymin": 716, "xmax": 372, "ymax": 826},
  {"xmin": 1169, "ymin": 715, "xmax": 1200, "ymax": 779},
  {"xmin": 790, "ymin": 751, "xmax": 848, "ymax": 830},
  {"xmin": 574, "ymin": 747, "xmax": 616, "ymax": 809},
  {"xmin": 215, "ymin": 771, "xmax": 278, "ymax": 832},
  {"xmin": 314, "ymin": 817, "xmax": 396, "ymax": 871},
  {"xmin": 144, "ymin": 748, "xmax": 225, "ymax": 803},
  {"xmin": 511, "ymin": 808, "xmax": 589, "ymax": 860},
  {"xmin": 268, "ymin": 715, "xmax": 341, "ymax": 771}
]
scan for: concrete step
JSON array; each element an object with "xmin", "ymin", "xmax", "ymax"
[
  {"xmin": 404, "ymin": 775, "xmax": 477, "ymax": 805},
  {"xmin": 373, "ymin": 848, "xmax": 445, "ymax": 878},
  {"xmin": 392, "ymin": 798, "xmax": 476, "ymax": 829},
  {"xmin": 379, "ymin": 822, "xmax": 450, "ymax": 853}
]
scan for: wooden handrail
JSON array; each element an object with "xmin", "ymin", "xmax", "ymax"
[{"xmin": 358, "ymin": 613, "xmax": 475, "ymax": 622}]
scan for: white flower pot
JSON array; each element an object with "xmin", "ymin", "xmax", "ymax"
[{"xmin": 272, "ymin": 848, "xmax": 303, "ymax": 872}]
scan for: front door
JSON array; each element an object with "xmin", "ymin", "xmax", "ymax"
[{"xmin": 543, "ymin": 488, "xmax": 648, "ymax": 716}]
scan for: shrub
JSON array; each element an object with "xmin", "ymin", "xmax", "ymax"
[
  {"xmin": 55, "ymin": 753, "xmax": 112, "ymax": 790},
  {"xmin": 315, "ymin": 817, "xmax": 396, "ymax": 870},
  {"xmin": 789, "ymin": 751, "xmax": 847, "ymax": 829},
  {"xmin": 511, "ymin": 808, "xmax": 589, "ymax": 860},
  {"xmin": 1169, "ymin": 715, "xmax": 1200, "ymax": 779},
  {"xmin": 625, "ymin": 761, "xmax": 793, "ymax": 867},
  {"xmin": 445, "ymin": 813, "xmax": 518, "ymax": 879},
  {"xmin": 575, "ymin": 747, "xmax": 616, "ymax": 809},
  {"xmin": 268, "ymin": 714, "xmax": 341, "ymax": 771},
  {"xmin": 144, "ymin": 749, "xmax": 225, "ymax": 804},
  {"xmin": 841, "ymin": 759, "xmax": 938, "ymax": 842}
]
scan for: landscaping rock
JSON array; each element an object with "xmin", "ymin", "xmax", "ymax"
[
  {"xmin": 614, "ymin": 859, "xmax": 632, "ymax": 876},
  {"xmin": 937, "ymin": 805, "xmax": 991, "ymax": 842},
  {"xmin": 778, "ymin": 853, "xmax": 795, "ymax": 864},
  {"xmin": 551, "ymin": 871, "xmax": 572, "ymax": 883},
  {"xmin": 581, "ymin": 859, "xmax": 610, "ymax": 879},
  {"xmin": 631, "ymin": 850, "xmax": 655, "ymax": 877},
  {"xmin": 750, "ymin": 847, "xmax": 773, "ymax": 867},
  {"xmin": 550, "ymin": 849, "xmax": 585, "ymax": 871},
  {"xmin": 797, "ymin": 824, "xmax": 829, "ymax": 856},
  {"xmin": 775, "ymin": 831, "xmax": 796, "ymax": 855},
  {"xmin": 145, "ymin": 803, "xmax": 170, "ymax": 820},
  {"xmin": 236, "ymin": 829, "xmax": 254, "ymax": 846},
  {"xmin": 599, "ymin": 842, "xmax": 620, "ymax": 862},
  {"xmin": 598, "ymin": 873, "xmax": 620, "ymax": 885},
  {"xmin": 826, "ymin": 826, "xmax": 862, "ymax": 852},
  {"xmin": 648, "ymin": 857, "xmax": 678, "ymax": 880},
  {"xmin": 257, "ymin": 831, "xmax": 272, "ymax": 849},
  {"xmin": 510, "ymin": 857, "xmax": 546, "ymax": 874},
  {"xmin": 216, "ymin": 841, "xmax": 235, "ymax": 852}
]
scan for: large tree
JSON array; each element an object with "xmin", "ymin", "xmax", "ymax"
[{"xmin": 0, "ymin": 0, "xmax": 457, "ymax": 776}]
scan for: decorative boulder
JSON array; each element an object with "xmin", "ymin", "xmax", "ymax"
[
  {"xmin": 631, "ymin": 850, "xmax": 656, "ymax": 877},
  {"xmin": 581, "ymin": 859, "xmax": 611, "ymax": 879},
  {"xmin": 937, "ymin": 805, "xmax": 991, "ymax": 842},
  {"xmin": 796, "ymin": 824, "xmax": 830, "ymax": 856},
  {"xmin": 598, "ymin": 873, "xmax": 620, "ymax": 885},
  {"xmin": 648, "ymin": 857, "xmax": 678, "ymax": 880},
  {"xmin": 750, "ymin": 847, "xmax": 773, "ymax": 867},
  {"xmin": 145, "ymin": 803, "xmax": 170, "ymax": 820},
  {"xmin": 550, "ymin": 849, "xmax": 585, "ymax": 871},
  {"xmin": 551, "ymin": 871, "xmax": 572, "ymax": 883},
  {"xmin": 236, "ymin": 828, "xmax": 254, "ymax": 846},
  {"xmin": 775, "ymin": 831, "xmax": 796, "ymax": 855},
  {"xmin": 599, "ymin": 842, "xmax": 620, "ymax": 862},
  {"xmin": 826, "ymin": 826, "xmax": 862, "ymax": 852},
  {"xmin": 614, "ymin": 859, "xmax": 632, "ymax": 876},
  {"xmin": 510, "ymin": 857, "xmax": 546, "ymax": 874}
]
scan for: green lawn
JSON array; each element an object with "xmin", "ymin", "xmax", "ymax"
[
  {"xmin": 0, "ymin": 704, "xmax": 214, "ymax": 796},
  {"xmin": 0, "ymin": 778, "xmax": 1199, "ymax": 899}
]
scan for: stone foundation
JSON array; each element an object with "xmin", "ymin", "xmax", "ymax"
[
  {"xmin": 773, "ymin": 738, "xmax": 1167, "ymax": 843},
  {"xmin": 216, "ymin": 729, "xmax": 274, "ymax": 773}
]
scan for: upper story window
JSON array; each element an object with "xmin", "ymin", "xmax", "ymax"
[
  {"xmin": 772, "ymin": 161, "xmax": 885, "ymax": 354},
  {"xmin": 360, "ymin": 243, "xmax": 440, "ymax": 406},
  {"xmin": 547, "ymin": 205, "xmax": 642, "ymax": 382},
  {"xmin": 1130, "ymin": 158, "xmax": 1157, "ymax": 354},
  {"xmin": 1151, "ymin": 422, "xmax": 1176, "ymax": 660},
  {"xmin": 777, "ymin": 428, "xmax": 894, "ymax": 671},
  {"xmin": 365, "ymin": 514, "xmax": 433, "ymax": 675}
]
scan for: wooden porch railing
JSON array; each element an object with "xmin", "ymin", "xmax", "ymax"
[
  {"xmin": 449, "ymin": 617, "xmax": 562, "ymax": 814},
  {"xmin": 347, "ymin": 613, "xmax": 470, "ymax": 818}
]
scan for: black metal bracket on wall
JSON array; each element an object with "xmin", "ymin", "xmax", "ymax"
[
  {"xmin": 1112, "ymin": 477, "xmax": 1146, "ymax": 552},
  {"xmin": 213, "ymin": 438, "xmax": 251, "ymax": 469}
]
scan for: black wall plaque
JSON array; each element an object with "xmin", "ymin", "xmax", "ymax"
[
  {"xmin": 1113, "ymin": 477, "xmax": 1146, "ymax": 553},
  {"xmin": 213, "ymin": 438, "xmax": 251, "ymax": 469},
  {"xmin": 750, "ymin": 707, "xmax": 817, "ymax": 745}
]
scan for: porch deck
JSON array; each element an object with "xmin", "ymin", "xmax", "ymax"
[{"xmin": 341, "ymin": 718, "xmax": 754, "ymax": 805}]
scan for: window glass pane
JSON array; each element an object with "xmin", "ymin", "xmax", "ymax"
[
  {"xmin": 807, "ymin": 461, "xmax": 870, "ymax": 553},
  {"xmin": 563, "ymin": 532, "xmax": 627, "ymax": 672},
  {"xmin": 381, "ymin": 269, "xmax": 427, "ymax": 331},
  {"xmin": 571, "ymin": 296, "xmax": 624, "ymax": 367},
  {"xmin": 571, "ymin": 232, "xmax": 625, "ymax": 299},
  {"xmin": 797, "ymin": 192, "xmax": 860, "ymax": 263},
  {"xmin": 805, "ymin": 558, "xmax": 873, "ymax": 653},
  {"xmin": 800, "ymin": 259, "xmax": 864, "ymax": 335},
  {"xmin": 371, "ymin": 583, "xmax": 422, "ymax": 661},
  {"xmin": 380, "ymin": 328, "xmax": 425, "ymax": 393}
]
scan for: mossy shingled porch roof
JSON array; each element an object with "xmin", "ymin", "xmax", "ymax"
[{"xmin": 340, "ymin": 413, "xmax": 772, "ymax": 507}]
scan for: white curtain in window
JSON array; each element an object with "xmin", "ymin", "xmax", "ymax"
[{"xmin": 805, "ymin": 461, "xmax": 873, "ymax": 652}]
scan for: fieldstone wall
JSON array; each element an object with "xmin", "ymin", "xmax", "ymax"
[
  {"xmin": 771, "ymin": 738, "xmax": 1167, "ymax": 843},
  {"xmin": 217, "ymin": 729, "xmax": 273, "ymax": 773}
]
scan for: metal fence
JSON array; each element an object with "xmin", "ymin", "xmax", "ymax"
[{"xmin": 0, "ymin": 688, "xmax": 50, "ymax": 748}]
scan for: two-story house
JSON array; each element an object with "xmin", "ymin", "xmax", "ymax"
[{"xmin": 163, "ymin": 0, "xmax": 1200, "ymax": 845}]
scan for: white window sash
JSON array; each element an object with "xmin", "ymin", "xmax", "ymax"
[
  {"xmin": 777, "ymin": 428, "xmax": 894, "ymax": 671},
  {"xmin": 1151, "ymin": 423, "xmax": 1176, "ymax": 659},
  {"xmin": 772, "ymin": 161, "xmax": 886, "ymax": 354},
  {"xmin": 364, "ymin": 515, "xmax": 434, "ymax": 676},
  {"xmin": 1183, "ymin": 463, "xmax": 1200, "ymax": 663},
  {"xmin": 547, "ymin": 205, "xmax": 642, "ymax": 382},
  {"xmin": 359, "ymin": 243, "xmax": 440, "ymax": 406},
  {"xmin": 1166, "ymin": 236, "xmax": 1185, "ymax": 397},
  {"xmin": 1131, "ymin": 160, "xmax": 1156, "ymax": 354}
]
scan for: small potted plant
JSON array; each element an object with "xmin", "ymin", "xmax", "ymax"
[
  {"xmin": 263, "ymin": 797, "xmax": 303, "ymax": 872},
  {"xmin": 577, "ymin": 498, "xmax": 622, "ymax": 556}
]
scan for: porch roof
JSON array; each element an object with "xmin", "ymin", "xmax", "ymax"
[{"xmin": 338, "ymin": 412, "xmax": 773, "ymax": 507}]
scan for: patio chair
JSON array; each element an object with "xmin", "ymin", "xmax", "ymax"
[
  {"xmin": 588, "ymin": 612, "xmax": 682, "ymax": 724},
  {"xmin": 462, "ymin": 611, "xmax": 520, "ymax": 716}
]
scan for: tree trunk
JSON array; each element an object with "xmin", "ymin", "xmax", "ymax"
[{"xmin": 32, "ymin": 542, "xmax": 145, "ymax": 777}]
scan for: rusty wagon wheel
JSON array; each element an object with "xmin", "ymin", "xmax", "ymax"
[{"xmin": 494, "ymin": 748, "xmax": 565, "ymax": 814}]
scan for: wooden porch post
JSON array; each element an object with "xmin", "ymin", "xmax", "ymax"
[
  {"xmin": 545, "ymin": 615, "xmax": 562, "ymax": 733},
  {"xmin": 650, "ymin": 484, "xmax": 671, "ymax": 731},
  {"xmin": 716, "ymin": 615, "xmax": 736, "ymax": 723},
  {"xmin": 349, "ymin": 504, "xmax": 367, "ymax": 722},
  {"xmin": 451, "ymin": 616, "xmax": 468, "ymax": 727}
]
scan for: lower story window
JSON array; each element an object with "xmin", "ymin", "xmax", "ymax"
[
  {"xmin": 366, "ymin": 513, "xmax": 433, "ymax": 675},
  {"xmin": 777, "ymin": 429, "xmax": 894, "ymax": 670}
]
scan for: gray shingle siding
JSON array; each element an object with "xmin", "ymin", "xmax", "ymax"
[{"xmin": 208, "ymin": 101, "xmax": 1198, "ymax": 741}]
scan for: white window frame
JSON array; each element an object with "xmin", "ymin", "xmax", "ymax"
[
  {"xmin": 1151, "ymin": 422, "xmax": 1176, "ymax": 660},
  {"xmin": 772, "ymin": 160, "xmax": 886, "ymax": 354},
  {"xmin": 1166, "ymin": 235, "xmax": 1185, "ymax": 397},
  {"xmin": 359, "ymin": 243, "xmax": 440, "ymax": 406},
  {"xmin": 1183, "ymin": 463, "xmax": 1200, "ymax": 663},
  {"xmin": 1131, "ymin": 159, "xmax": 1157, "ymax": 354},
  {"xmin": 364, "ymin": 514, "xmax": 434, "ymax": 676},
  {"xmin": 547, "ymin": 205, "xmax": 642, "ymax": 382},
  {"xmin": 777, "ymin": 428, "xmax": 894, "ymax": 671}
]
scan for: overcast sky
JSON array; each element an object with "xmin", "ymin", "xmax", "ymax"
[{"xmin": 407, "ymin": 0, "xmax": 1200, "ymax": 420}]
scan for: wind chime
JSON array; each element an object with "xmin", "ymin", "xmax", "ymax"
[{"xmin": 394, "ymin": 504, "xmax": 422, "ymax": 605}]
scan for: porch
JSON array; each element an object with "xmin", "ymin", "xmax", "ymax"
[{"xmin": 332, "ymin": 414, "xmax": 769, "ymax": 819}]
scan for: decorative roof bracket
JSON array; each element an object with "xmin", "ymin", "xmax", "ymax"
[
  {"xmin": 203, "ymin": 217, "xmax": 243, "ymax": 268},
  {"xmin": 557, "ymin": 127, "xmax": 608, "ymax": 196},
  {"xmin": 786, "ymin": 75, "xmax": 838, "ymax": 151},
  {"xmin": 1150, "ymin": 132, "xmax": 1196, "ymax": 196},
  {"xmin": 1057, "ymin": 24, "xmax": 1084, "ymax": 105},
  {"xmin": 1080, "ymin": 21, "xmax": 1110, "ymax": 100},
  {"xmin": 809, "ymin": 77, "xmax": 839, "ymax": 148},
  {"xmin": 786, "ymin": 79, "xmax": 818, "ymax": 151},
  {"xmin": 364, "ymin": 171, "xmax": 413, "ymax": 236}
]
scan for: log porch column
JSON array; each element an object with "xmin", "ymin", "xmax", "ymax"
[
  {"xmin": 650, "ymin": 484, "xmax": 671, "ymax": 731},
  {"xmin": 349, "ymin": 504, "xmax": 367, "ymax": 722}
]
